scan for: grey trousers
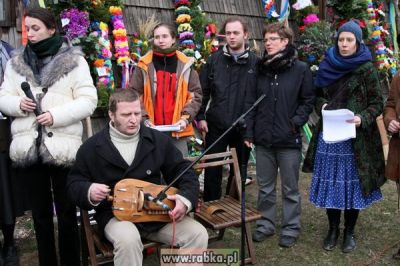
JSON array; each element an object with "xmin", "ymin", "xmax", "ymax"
[
  {"xmin": 255, "ymin": 146, "xmax": 301, "ymax": 237},
  {"xmin": 104, "ymin": 216, "xmax": 208, "ymax": 266}
]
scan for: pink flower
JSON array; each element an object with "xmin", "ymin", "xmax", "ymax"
[{"xmin": 303, "ymin": 14, "xmax": 319, "ymax": 25}]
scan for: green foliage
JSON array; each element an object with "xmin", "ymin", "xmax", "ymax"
[
  {"xmin": 187, "ymin": 136, "xmax": 203, "ymax": 157},
  {"xmin": 297, "ymin": 21, "xmax": 335, "ymax": 66},
  {"xmin": 188, "ymin": 0, "xmax": 213, "ymax": 50},
  {"xmin": 73, "ymin": 33, "xmax": 98, "ymax": 62},
  {"xmin": 326, "ymin": 0, "xmax": 368, "ymax": 22},
  {"xmin": 96, "ymin": 83, "xmax": 111, "ymax": 109}
]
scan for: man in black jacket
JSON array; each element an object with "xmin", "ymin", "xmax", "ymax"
[
  {"xmin": 67, "ymin": 89, "xmax": 208, "ymax": 265},
  {"xmin": 244, "ymin": 23, "xmax": 315, "ymax": 248},
  {"xmin": 197, "ymin": 17, "xmax": 258, "ymax": 202}
]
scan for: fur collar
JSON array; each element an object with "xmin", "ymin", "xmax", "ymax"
[{"xmin": 10, "ymin": 43, "xmax": 84, "ymax": 88}]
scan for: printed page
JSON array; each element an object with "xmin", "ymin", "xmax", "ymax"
[{"xmin": 322, "ymin": 109, "xmax": 356, "ymax": 143}]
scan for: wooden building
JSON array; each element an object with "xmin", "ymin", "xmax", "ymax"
[{"xmin": 2, "ymin": 0, "xmax": 269, "ymax": 48}]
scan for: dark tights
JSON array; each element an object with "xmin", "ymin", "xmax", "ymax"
[
  {"xmin": 1, "ymin": 223, "xmax": 15, "ymax": 247},
  {"xmin": 326, "ymin": 208, "xmax": 359, "ymax": 229}
]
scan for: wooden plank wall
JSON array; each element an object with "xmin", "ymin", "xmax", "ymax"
[
  {"xmin": 3, "ymin": 0, "xmax": 267, "ymax": 48},
  {"xmin": 201, "ymin": 0, "xmax": 266, "ymax": 41}
]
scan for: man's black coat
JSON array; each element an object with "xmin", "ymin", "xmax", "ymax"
[{"xmin": 67, "ymin": 124, "xmax": 199, "ymax": 233}]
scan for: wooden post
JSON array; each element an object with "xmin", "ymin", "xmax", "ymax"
[{"xmin": 318, "ymin": 0, "xmax": 326, "ymax": 20}]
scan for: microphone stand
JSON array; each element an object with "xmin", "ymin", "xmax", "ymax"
[{"xmin": 153, "ymin": 94, "xmax": 265, "ymax": 265}]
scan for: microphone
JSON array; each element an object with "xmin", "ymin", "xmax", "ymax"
[{"xmin": 21, "ymin": 82, "xmax": 42, "ymax": 116}]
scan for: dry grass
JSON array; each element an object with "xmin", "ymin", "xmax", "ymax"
[
  {"xmin": 14, "ymin": 164, "xmax": 400, "ymax": 266},
  {"xmin": 219, "ymin": 165, "xmax": 400, "ymax": 266}
]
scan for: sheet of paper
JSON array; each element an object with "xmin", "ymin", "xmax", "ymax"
[
  {"xmin": 322, "ymin": 109, "xmax": 356, "ymax": 143},
  {"xmin": 152, "ymin": 124, "xmax": 181, "ymax": 132}
]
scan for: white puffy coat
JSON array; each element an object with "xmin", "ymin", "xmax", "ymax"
[{"xmin": 0, "ymin": 43, "xmax": 97, "ymax": 166}]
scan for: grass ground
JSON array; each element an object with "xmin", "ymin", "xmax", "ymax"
[{"xmin": 13, "ymin": 164, "xmax": 400, "ymax": 265}]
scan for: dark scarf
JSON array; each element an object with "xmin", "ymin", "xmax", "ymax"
[
  {"xmin": 259, "ymin": 44, "xmax": 298, "ymax": 75},
  {"xmin": 323, "ymin": 74, "xmax": 352, "ymax": 110},
  {"xmin": 23, "ymin": 35, "xmax": 64, "ymax": 81},
  {"xmin": 152, "ymin": 50, "xmax": 178, "ymax": 73},
  {"xmin": 314, "ymin": 43, "xmax": 372, "ymax": 88},
  {"xmin": 152, "ymin": 44, "xmax": 179, "ymax": 55}
]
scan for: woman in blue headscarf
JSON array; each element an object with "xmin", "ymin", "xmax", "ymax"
[{"xmin": 303, "ymin": 20, "xmax": 385, "ymax": 253}]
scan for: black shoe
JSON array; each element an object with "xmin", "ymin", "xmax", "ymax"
[
  {"xmin": 3, "ymin": 246, "xmax": 18, "ymax": 266},
  {"xmin": 342, "ymin": 230, "xmax": 356, "ymax": 253},
  {"xmin": 279, "ymin": 235, "xmax": 297, "ymax": 248},
  {"xmin": 323, "ymin": 226, "xmax": 340, "ymax": 251},
  {"xmin": 252, "ymin": 231, "xmax": 274, "ymax": 242}
]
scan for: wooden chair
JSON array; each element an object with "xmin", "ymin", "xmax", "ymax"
[
  {"xmin": 80, "ymin": 208, "xmax": 162, "ymax": 266},
  {"xmin": 191, "ymin": 148, "xmax": 262, "ymax": 265}
]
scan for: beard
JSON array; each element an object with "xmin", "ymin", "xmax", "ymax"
[{"xmin": 227, "ymin": 40, "xmax": 245, "ymax": 52}]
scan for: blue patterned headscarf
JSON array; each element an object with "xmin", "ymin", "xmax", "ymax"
[{"xmin": 314, "ymin": 43, "xmax": 372, "ymax": 88}]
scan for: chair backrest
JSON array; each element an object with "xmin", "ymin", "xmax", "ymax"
[
  {"xmin": 191, "ymin": 148, "xmax": 260, "ymax": 265},
  {"xmin": 188, "ymin": 148, "xmax": 242, "ymax": 200}
]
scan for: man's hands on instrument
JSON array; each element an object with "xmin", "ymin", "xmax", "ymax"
[
  {"xmin": 167, "ymin": 195, "xmax": 188, "ymax": 221},
  {"xmin": 89, "ymin": 183, "xmax": 111, "ymax": 204}
]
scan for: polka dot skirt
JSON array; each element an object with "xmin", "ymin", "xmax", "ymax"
[{"xmin": 309, "ymin": 133, "xmax": 382, "ymax": 210}]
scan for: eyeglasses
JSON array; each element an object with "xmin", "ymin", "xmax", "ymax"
[{"xmin": 263, "ymin": 37, "xmax": 283, "ymax": 43}]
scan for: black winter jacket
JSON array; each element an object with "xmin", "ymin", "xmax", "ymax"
[
  {"xmin": 67, "ymin": 124, "xmax": 199, "ymax": 233},
  {"xmin": 245, "ymin": 59, "xmax": 315, "ymax": 149},
  {"xmin": 197, "ymin": 46, "xmax": 259, "ymax": 131}
]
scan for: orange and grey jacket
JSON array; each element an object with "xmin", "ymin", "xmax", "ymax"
[{"xmin": 130, "ymin": 50, "xmax": 202, "ymax": 138}]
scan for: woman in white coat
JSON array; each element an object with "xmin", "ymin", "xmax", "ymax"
[{"xmin": 0, "ymin": 8, "xmax": 97, "ymax": 265}]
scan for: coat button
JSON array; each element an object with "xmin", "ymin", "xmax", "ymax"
[
  {"xmin": 42, "ymin": 87, "xmax": 48, "ymax": 93},
  {"xmin": 146, "ymin": 170, "xmax": 151, "ymax": 175},
  {"xmin": 47, "ymin": 132, "xmax": 53, "ymax": 137}
]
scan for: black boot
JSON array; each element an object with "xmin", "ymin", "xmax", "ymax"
[
  {"xmin": 323, "ymin": 209, "xmax": 341, "ymax": 251},
  {"xmin": 1, "ymin": 224, "xmax": 18, "ymax": 266},
  {"xmin": 342, "ymin": 209, "xmax": 359, "ymax": 253}
]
